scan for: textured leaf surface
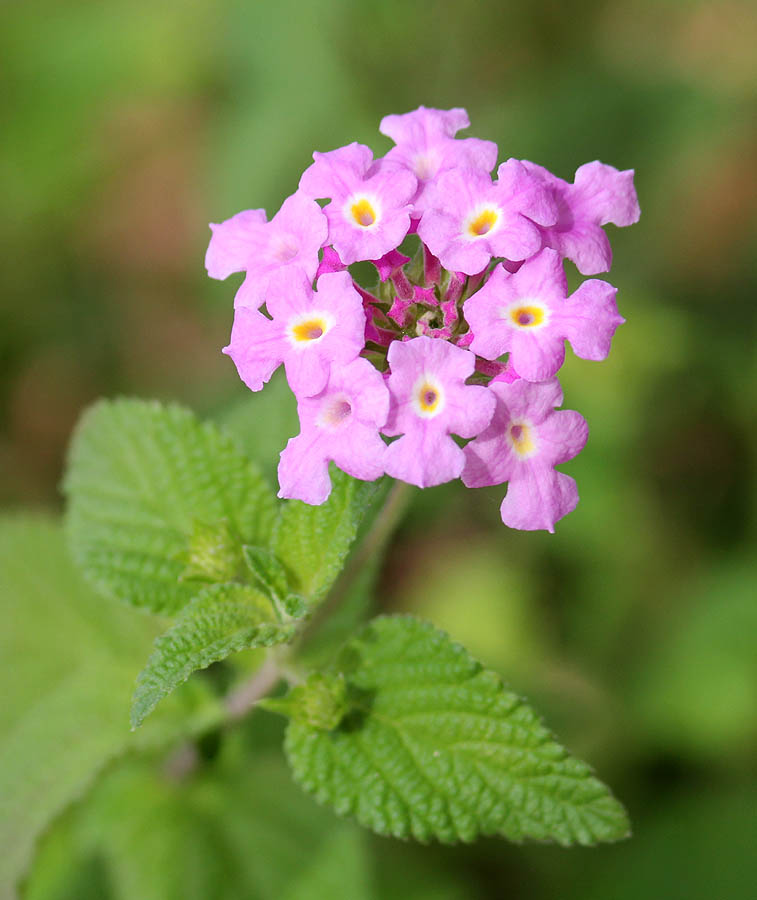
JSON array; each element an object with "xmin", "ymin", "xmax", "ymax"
[
  {"xmin": 285, "ymin": 616, "xmax": 630, "ymax": 845},
  {"xmin": 131, "ymin": 583, "xmax": 296, "ymax": 727},
  {"xmin": 0, "ymin": 516, "xmax": 220, "ymax": 899},
  {"xmin": 63, "ymin": 398, "xmax": 277, "ymax": 615},
  {"xmin": 272, "ymin": 469, "xmax": 382, "ymax": 606}
]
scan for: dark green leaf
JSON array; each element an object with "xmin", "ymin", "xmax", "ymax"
[{"xmin": 285, "ymin": 616, "xmax": 630, "ymax": 845}]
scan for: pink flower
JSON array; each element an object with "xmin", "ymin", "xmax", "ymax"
[
  {"xmin": 462, "ymin": 378, "xmax": 588, "ymax": 532},
  {"xmin": 223, "ymin": 270, "xmax": 365, "ymax": 396},
  {"xmin": 464, "ymin": 249, "xmax": 624, "ymax": 381},
  {"xmin": 522, "ymin": 160, "xmax": 640, "ymax": 275},
  {"xmin": 382, "ymin": 336, "xmax": 495, "ymax": 487},
  {"xmin": 379, "ymin": 106, "xmax": 498, "ymax": 214},
  {"xmin": 417, "ymin": 160, "xmax": 558, "ymax": 275},
  {"xmin": 205, "ymin": 192, "xmax": 328, "ymax": 309},
  {"xmin": 299, "ymin": 143, "xmax": 416, "ymax": 265},
  {"xmin": 277, "ymin": 358, "xmax": 389, "ymax": 504}
]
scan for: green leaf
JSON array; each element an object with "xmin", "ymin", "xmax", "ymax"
[
  {"xmin": 285, "ymin": 616, "xmax": 630, "ymax": 846},
  {"xmin": 131, "ymin": 583, "xmax": 296, "ymax": 728},
  {"xmin": 272, "ymin": 468, "xmax": 382, "ymax": 606},
  {"xmin": 0, "ymin": 516, "xmax": 220, "ymax": 898},
  {"xmin": 63, "ymin": 398, "xmax": 277, "ymax": 615}
]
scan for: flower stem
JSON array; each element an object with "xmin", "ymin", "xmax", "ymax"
[{"xmin": 221, "ymin": 479, "xmax": 412, "ymax": 721}]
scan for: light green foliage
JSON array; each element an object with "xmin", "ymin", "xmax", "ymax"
[
  {"xmin": 180, "ymin": 519, "xmax": 244, "ymax": 584},
  {"xmin": 24, "ymin": 742, "xmax": 373, "ymax": 900},
  {"xmin": 628, "ymin": 560, "xmax": 757, "ymax": 756},
  {"xmin": 286, "ymin": 616, "xmax": 630, "ymax": 845},
  {"xmin": 272, "ymin": 469, "xmax": 382, "ymax": 605},
  {"xmin": 131, "ymin": 584, "xmax": 296, "ymax": 728},
  {"xmin": 0, "ymin": 516, "xmax": 220, "ymax": 899},
  {"xmin": 294, "ymin": 479, "xmax": 393, "ymax": 668},
  {"xmin": 262, "ymin": 673, "xmax": 349, "ymax": 731},
  {"xmin": 63, "ymin": 399, "xmax": 277, "ymax": 615},
  {"xmin": 25, "ymin": 729, "xmax": 470, "ymax": 900},
  {"xmin": 216, "ymin": 372, "xmax": 300, "ymax": 483}
]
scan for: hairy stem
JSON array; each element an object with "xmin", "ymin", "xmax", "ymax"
[
  {"xmin": 222, "ymin": 479, "xmax": 413, "ymax": 721},
  {"xmin": 224, "ymin": 654, "xmax": 282, "ymax": 721}
]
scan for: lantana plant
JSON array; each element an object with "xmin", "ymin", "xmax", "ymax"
[{"xmin": 63, "ymin": 106, "xmax": 639, "ymax": 848}]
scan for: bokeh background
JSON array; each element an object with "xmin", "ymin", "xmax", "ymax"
[{"xmin": 2, "ymin": 0, "xmax": 756, "ymax": 897}]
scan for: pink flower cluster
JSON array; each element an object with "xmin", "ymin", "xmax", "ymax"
[{"xmin": 206, "ymin": 107, "xmax": 639, "ymax": 532}]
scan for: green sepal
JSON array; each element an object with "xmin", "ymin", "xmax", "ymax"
[{"xmin": 261, "ymin": 672, "xmax": 349, "ymax": 731}]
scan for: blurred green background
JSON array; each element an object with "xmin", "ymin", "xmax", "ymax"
[{"xmin": 2, "ymin": 0, "xmax": 755, "ymax": 897}]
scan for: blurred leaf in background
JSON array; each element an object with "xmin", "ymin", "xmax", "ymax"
[{"xmin": 0, "ymin": 516, "xmax": 222, "ymax": 897}]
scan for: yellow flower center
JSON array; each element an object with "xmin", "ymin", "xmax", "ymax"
[
  {"xmin": 412, "ymin": 375, "xmax": 445, "ymax": 418},
  {"xmin": 509, "ymin": 305, "xmax": 545, "ymax": 328},
  {"xmin": 508, "ymin": 423, "xmax": 536, "ymax": 458},
  {"xmin": 467, "ymin": 208, "xmax": 498, "ymax": 238},
  {"xmin": 419, "ymin": 384, "xmax": 439, "ymax": 412},
  {"xmin": 291, "ymin": 317, "xmax": 327, "ymax": 343},
  {"xmin": 350, "ymin": 198, "xmax": 377, "ymax": 227}
]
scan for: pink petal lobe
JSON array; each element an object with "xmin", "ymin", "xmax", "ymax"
[
  {"xmin": 278, "ymin": 435, "xmax": 333, "ymax": 505},
  {"xmin": 572, "ymin": 162, "xmax": 641, "ymax": 228},
  {"xmin": 223, "ymin": 306, "xmax": 281, "ymax": 392},
  {"xmin": 500, "ymin": 468, "xmax": 579, "ymax": 533},
  {"xmin": 557, "ymin": 279, "xmax": 624, "ymax": 361},
  {"xmin": 206, "ymin": 209, "xmax": 267, "ymax": 280},
  {"xmin": 384, "ymin": 429, "xmax": 465, "ymax": 488}
]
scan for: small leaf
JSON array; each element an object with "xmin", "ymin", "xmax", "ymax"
[
  {"xmin": 63, "ymin": 398, "xmax": 277, "ymax": 615},
  {"xmin": 243, "ymin": 545, "xmax": 305, "ymax": 620},
  {"xmin": 285, "ymin": 616, "xmax": 630, "ymax": 846},
  {"xmin": 131, "ymin": 583, "xmax": 296, "ymax": 728},
  {"xmin": 272, "ymin": 469, "xmax": 382, "ymax": 606},
  {"xmin": 243, "ymin": 545, "xmax": 290, "ymax": 599}
]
